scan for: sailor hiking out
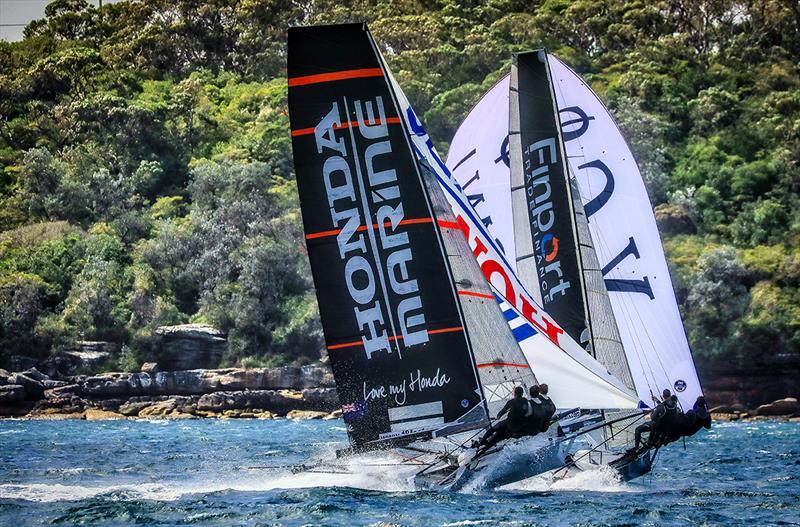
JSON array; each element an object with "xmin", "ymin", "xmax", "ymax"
[
  {"xmin": 538, "ymin": 384, "xmax": 557, "ymax": 433},
  {"xmin": 633, "ymin": 391, "xmax": 712, "ymax": 450},
  {"xmin": 476, "ymin": 386, "xmax": 529, "ymax": 450},
  {"xmin": 525, "ymin": 385, "xmax": 547, "ymax": 436}
]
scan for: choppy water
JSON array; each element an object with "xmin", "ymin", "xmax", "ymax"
[{"xmin": 0, "ymin": 419, "xmax": 797, "ymax": 526}]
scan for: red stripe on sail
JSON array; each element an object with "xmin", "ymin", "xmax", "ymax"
[
  {"xmin": 288, "ymin": 67, "xmax": 384, "ymax": 87},
  {"xmin": 457, "ymin": 291, "xmax": 495, "ymax": 300},
  {"xmin": 326, "ymin": 326, "xmax": 464, "ymax": 350},
  {"xmin": 291, "ymin": 116, "xmax": 402, "ymax": 137},
  {"xmin": 305, "ymin": 217, "xmax": 433, "ymax": 240}
]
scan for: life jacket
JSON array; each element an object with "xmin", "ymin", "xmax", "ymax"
[
  {"xmin": 539, "ymin": 395, "xmax": 557, "ymax": 432},
  {"xmin": 654, "ymin": 399, "xmax": 679, "ymax": 431},
  {"xmin": 526, "ymin": 397, "xmax": 546, "ymax": 434},
  {"xmin": 505, "ymin": 397, "xmax": 529, "ymax": 434},
  {"xmin": 684, "ymin": 406, "xmax": 711, "ymax": 436}
]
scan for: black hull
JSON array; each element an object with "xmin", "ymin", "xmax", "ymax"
[{"xmin": 609, "ymin": 447, "xmax": 654, "ymax": 481}]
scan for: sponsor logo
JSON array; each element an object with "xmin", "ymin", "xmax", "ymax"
[
  {"xmin": 674, "ymin": 379, "xmax": 687, "ymax": 392},
  {"xmin": 314, "ymin": 97, "xmax": 428, "ymax": 359},
  {"xmin": 540, "ymin": 233, "xmax": 560, "ymax": 262},
  {"xmin": 524, "ymin": 138, "xmax": 571, "ymax": 304}
]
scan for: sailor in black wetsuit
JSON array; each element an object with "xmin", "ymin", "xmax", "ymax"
[
  {"xmin": 675, "ymin": 395, "xmax": 712, "ymax": 439},
  {"xmin": 633, "ymin": 389, "xmax": 671, "ymax": 449},
  {"xmin": 525, "ymin": 385, "xmax": 546, "ymax": 436},
  {"xmin": 538, "ymin": 384, "xmax": 557, "ymax": 432},
  {"xmin": 477, "ymin": 386, "xmax": 529, "ymax": 449},
  {"xmin": 650, "ymin": 394, "xmax": 682, "ymax": 446}
]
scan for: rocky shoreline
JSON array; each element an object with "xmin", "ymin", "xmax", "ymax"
[
  {"xmin": 0, "ymin": 365, "xmax": 342, "ymax": 420},
  {"xmin": 1, "ymin": 364, "xmax": 798, "ymax": 422}
]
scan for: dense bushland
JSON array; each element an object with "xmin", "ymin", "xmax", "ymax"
[{"xmin": 0, "ymin": 0, "xmax": 798, "ymax": 379}]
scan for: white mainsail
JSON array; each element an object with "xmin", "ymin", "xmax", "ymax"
[
  {"xmin": 548, "ymin": 56, "xmax": 702, "ymax": 409},
  {"xmin": 385, "ymin": 63, "xmax": 639, "ymax": 411},
  {"xmin": 446, "ymin": 57, "xmax": 703, "ymax": 409}
]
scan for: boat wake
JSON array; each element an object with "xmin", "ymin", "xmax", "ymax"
[
  {"xmin": 0, "ymin": 454, "xmax": 422, "ymax": 502},
  {"xmin": 501, "ymin": 464, "xmax": 638, "ymax": 493}
]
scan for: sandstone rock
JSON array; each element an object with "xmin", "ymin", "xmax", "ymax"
[
  {"xmin": 85, "ymin": 408, "xmax": 126, "ymax": 420},
  {"xmin": 754, "ymin": 397, "xmax": 799, "ymax": 416},
  {"xmin": 155, "ymin": 324, "xmax": 227, "ymax": 370},
  {"xmin": 709, "ymin": 404, "xmax": 746, "ymax": 414},
  {"xmin": 29, "ymin": 411, "xmax": 86, "ymax": 420},
  {"xmin": 138, "ymin": 400, "xmax": 178, "ymax": 417},
  {"xmin": 287, "ymin": 410, "xmax": 328, "ymax": 420},
  {"xmin": 256, "ymin": 410, "xmax": 275, "ymax": 419},
  {"xmin": 9, "ymin": 373, "xmax": 44, "ymax": 399},
  {"xmin": 0, "ymin": 384, "xmax": 27, "ymax": 403},
  {"xmin": 118, "ymin": 402, "xmax": 152, "ymax": 416},
  {"xmin": 44, "ymin": 384, "xmax": 81, "ymax": 398},
  {"xmin": 141, "ymin": 362, "xmax": 159, "ymax": 374},
  {"xmin": 167, "ymin": 411, "xmax": 197, "ymax": 419},
  {"xmin": 711, "ymin": 412, "xmax": 739, "ymax": 421},
  {"xmin": 324, "ymin": 409, "xmax": 342, "ymax": 420}
]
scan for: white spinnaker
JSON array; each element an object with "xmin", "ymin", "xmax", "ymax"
[
  {"xmin": 446, "ymin": 59, "xmax": 702, "ymax": 409},
  {"xmin": 384, "ymin": 64, "xmax": 638, "ymax": 411},
  {"xmin": 548, "ymin": 56, "xmax": 702, "ymax": 409}
]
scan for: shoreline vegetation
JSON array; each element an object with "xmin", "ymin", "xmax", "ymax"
[{"xmin": 1, "ymin": 1, "xmax": 799, "ymax": 408}]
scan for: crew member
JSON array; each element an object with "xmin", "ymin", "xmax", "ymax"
[
  {"xmin": 525, "ymin": 385, "xmax": 545, "ymax": 436},
  {"xmin": 679, "ymin": 395, "xmax": 712, "ymax": 438},
  {"xmin": 633, "ymin": 388, "xmax": 671, "ymax": 450},
  {"xmin": 650, "ymin": 394, "xmax": 681, "ymax": 446},
  {"xmin": 477, "ymin": 386, "xmax": 529, "ymax": 449},
  {"xmin": 539, "ymin": 384, "xmax": 557, "ymax": 432}
]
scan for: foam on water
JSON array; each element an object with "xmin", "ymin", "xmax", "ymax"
[
  {"xmin": 0, "ymin": 454, "xmax": 419, "ymax": 503},
  {"xmin": 502, "ymin": 464, "xmax": 638, "ymax": 493}
]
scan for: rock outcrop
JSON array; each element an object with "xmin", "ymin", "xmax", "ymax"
[
  {"xmin": 155, "ymin": 324, "xmax": 227, "ymax": 370},
  {"xmin": 0, "ymin": 365, "xmax": 339, "ymax": 420}
]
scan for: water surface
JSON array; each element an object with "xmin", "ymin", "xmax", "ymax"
[{"xmin": 1, "ymin": 419, "xmax": 797, "ymax": 526}]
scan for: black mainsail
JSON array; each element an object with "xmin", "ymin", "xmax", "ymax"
[
  {"xmin": 288, "ymin": 24, "xmax": 489, "ymax": 448},
  {"xmin": 509, "ymin": 51, "xmax": 592, "ymax": 351}
]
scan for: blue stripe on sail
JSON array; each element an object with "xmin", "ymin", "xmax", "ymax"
[
  {"xmin": 503, "ymin": 308, "xmax": 519, "ymax": 322},
  {"xmin": 512, "ymin": 323, "xmax": 537, "ymax": 342}
]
